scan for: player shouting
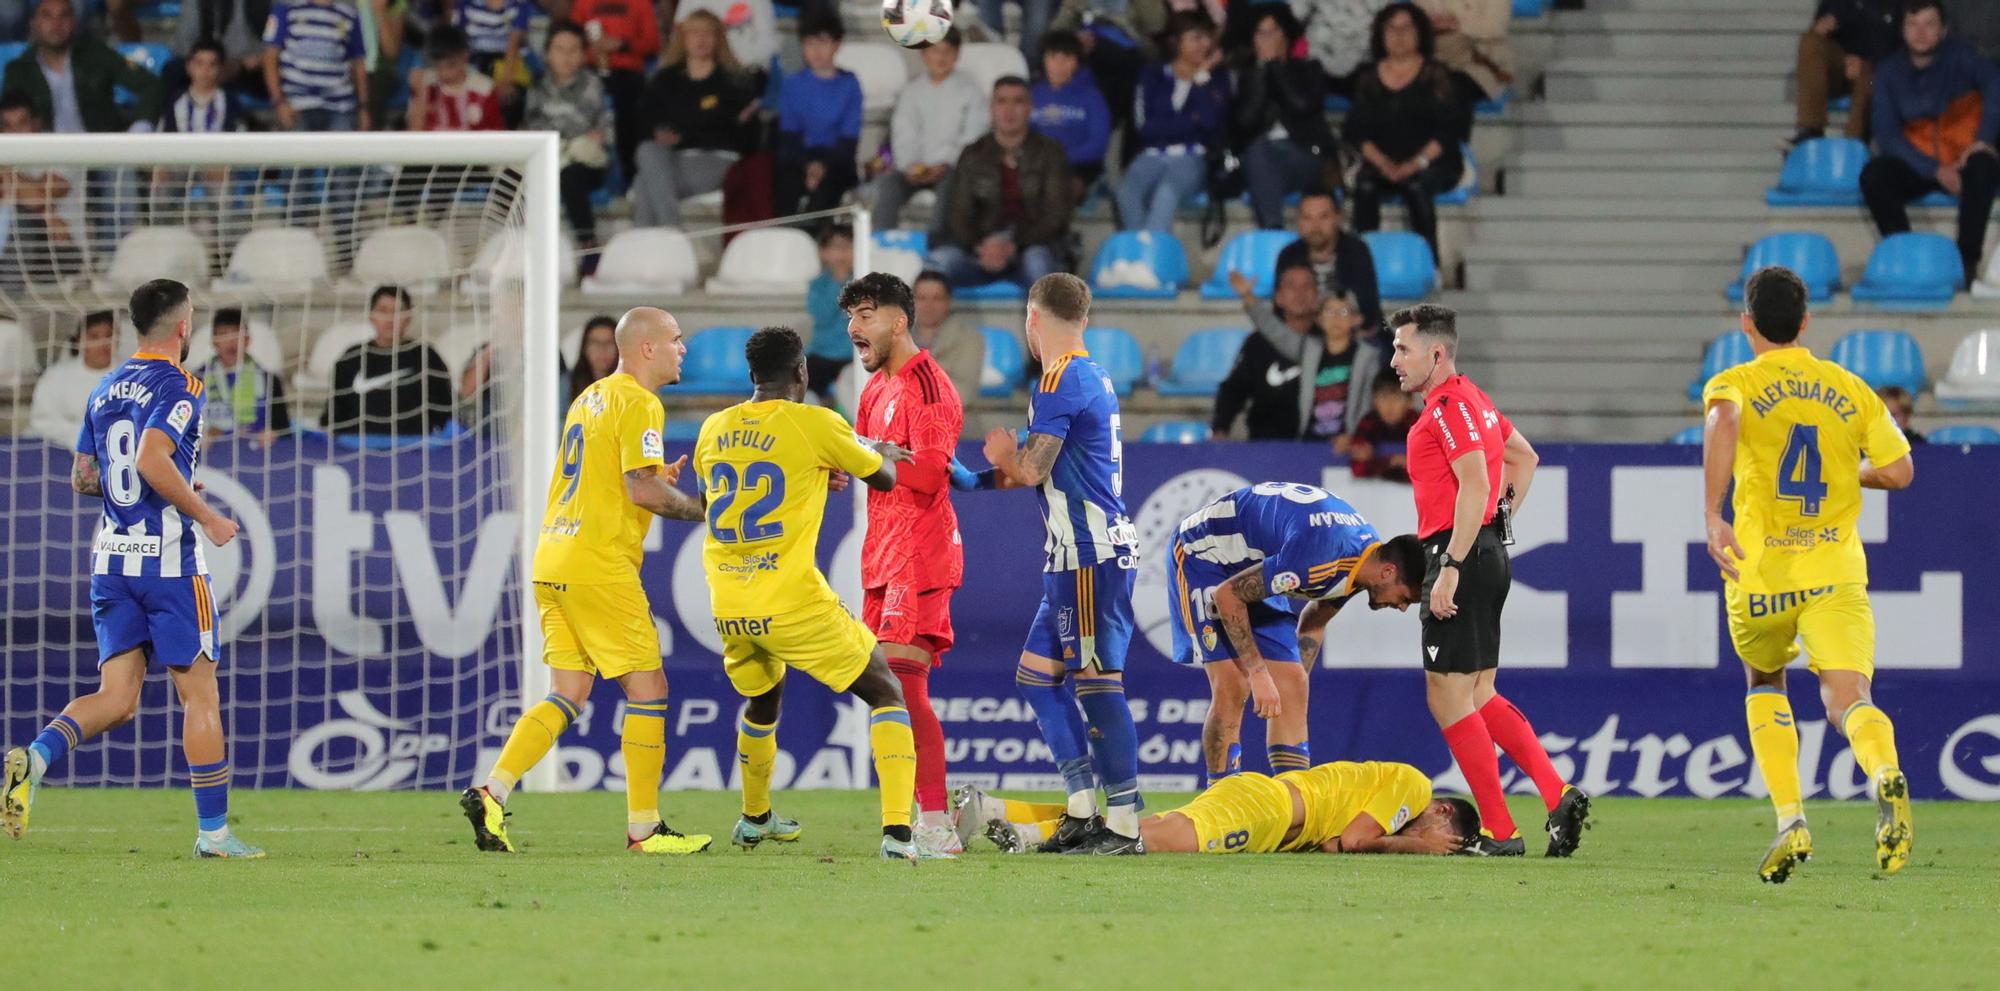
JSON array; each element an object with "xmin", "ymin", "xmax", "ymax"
[
  {"xmin": 843, "ymin": 273, "xmax": 968, "ymax": 857},
  {"xmin": 3, "ymin": 279, "xmax": 261, "ymax": 858},
  {"xmin": 1702, "ymin": 266, "xmax": 1915, "ymax": 882}
]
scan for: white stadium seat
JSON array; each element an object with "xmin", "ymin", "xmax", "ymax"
[
  {"xmin": 581, "ymin": 227, "xmax": 701, "ymax": 296},
  {"xmin": 705, "ymin": 227, "xmax": 819, "ymax": 296},
  {"xmin": 95, "ymin": 226, "xmax": 210, "ymax": 294},
  {"xmin": 1935, "ymin": 329, "xmax": 2000, "ymax": 407},
  {"xmin": 183, "ymin": 316, "xmax": 285, "ymax": 374},
  {"xmin": 218, "ymin": 227, "xmax": 330, "ymax": 297},
  {"xmin": 0, "ymin": 319, "xmax": 40, "ymax": 394},
  {"xmin": 348, "ymin": 225, "xmax": 454, "ymax": 294},
  {"xmin": 297, "ymin": 322, "xmax": 378, "ymax": 394},
  {"xmin": 870, "ymin": 245, "xmax": 925, "ymax": 284},
  {"xmin": 434, "ymin": 324, "xmax": 489, "ymax": 379},
  {"xmin": 835, "ymin": 44, "xmax": 912, "ymax": 114},
  {"xmin": 956, "ymin": 42, "xmax": 1030, "ymax": 96},
  {"xmin": 465, "ymin": 228, "xmax": 579, "ymax": 293}
]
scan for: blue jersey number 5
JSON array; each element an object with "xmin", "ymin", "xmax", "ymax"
[
  {"xmin": 706, "ymin": 461, "xmax": 786, "ymax": 543},
  {"xmin": 1776, "ymin": 424, "xmax": 1828, "ymax": 517}
]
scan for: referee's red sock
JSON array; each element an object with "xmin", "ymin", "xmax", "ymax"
[
  {"xmin": 1479, "ymin": 694, "xmax": 1567, "ymax": 812},
  {"xmin": 1443, "ymin": 712, "xmax": 1518, "ymax": 840},
  {"xmin": 890, "ymin": 655, "xmax": 949, "ymax": 814}
]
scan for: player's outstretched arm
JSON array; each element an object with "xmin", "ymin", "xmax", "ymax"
[
  {"xmin": 983, "ymin": 428, "xmax": 1062, "ymax": 488},
  {"xmin": 136, "ymin": 428, "xmax": 237, "ymax": 547},
  {"xmin": 1214, "ymin": 563, "xmax": 1282, "ymax": 719},
  {"xmin": 1294, "ymin": 598, "xmax": 1345, "ymax": 668},
  {"xmin": 1701, "ymin": 400, "xmax": 1746, "ymax": 581},
  {"xmin": 71, "ymin": 452, "xmax": 102, "ymax": 496},
  {"xmin": 1323, "ymin": 813, "xmax": 1460, "ymax": 855},
  {"xmin": 625, "ymin": 456, "xmax": 705, "ymax": 521},
  {"xmin": 857, "ymin": 438, "xmax": 913, "ymax": 492},
  {"xmin": 1860, "ymin": 454, "xmax": 1914, "ymax": 491},
  {"xmin": 1501, "ymin": 427, "xmax": 1538, "ymax": 515}
]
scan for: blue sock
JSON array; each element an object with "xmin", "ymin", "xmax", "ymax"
[
  {"xmin": 29, "ymin": 715, "xmax": 83, "ymax": 778},
  {"xmin": 189, "ymin": 761, "xmax": 230, "ymax": 833},
  {"xmin": 1015, "ymin": 663, "xmax": 1086, "ymax": 767},
  {"xmin": 1268, "ymin": 742, "xmax": 1311, "ymax": 772},
  {"xmin": 1208, "ymin": 742, "xmax": 1243, "ymax": 786},
  {"xmin": 1074, "ymin": 675, "xmax": 1141, "ymax": 812}
]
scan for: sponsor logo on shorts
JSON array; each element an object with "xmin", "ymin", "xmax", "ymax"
[
  {"xmin": 166, "ymin": 399, "xmax": 194, "ymax": 433},
  {"xmin": 640, "ymin": 428, "xmax": 663, "ymax": 460},
  {"xmin": 1271, "ymin": 571, "xmax": 1301, "ymax": 593},
  {"xmin": 96, "ymin": 533, "xmax": 162, "ymax": 557},
  {"xmin": 715, "ymin": 616, "xmax": 774, "ymax": 637}
]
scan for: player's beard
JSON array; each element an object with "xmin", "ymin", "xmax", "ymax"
[{"xmin": 179, "ymin": 335, "xmax": 191, "ymax": 363}]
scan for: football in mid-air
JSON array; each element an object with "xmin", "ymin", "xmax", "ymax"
[{"xmin": 882, "ymin": 0, "xmax": 954, "ymax": 49}]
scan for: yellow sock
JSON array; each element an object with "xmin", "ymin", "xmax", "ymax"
[
  {"xmin": 1001, "ymin": 797, "xmax": 1067, "ymax": 824},
  {"xmin": 488, "ymin": 694, "xmax": 579, "ymax": 802},
  {"xmin": 1023, "ymin": 817, "xmax": 1064, "ymax": 843},
  {"xmin": 869, "ymin": 707, "xmax": 917, "ymax": 829},
  {"xmin": 1745, "ymin": 688, "xmax": 1803, "ymax": 825},
  {"xmin": 622, "ymin": 697, "xmax": 669, "ymax": 831},
  {"xmin": 1842, "ymin": 702, "xmax": 1902, "ymax": 780},
  {"xmin": 737, "ymin": 715, "xmax": 778, "ymax": 818}
]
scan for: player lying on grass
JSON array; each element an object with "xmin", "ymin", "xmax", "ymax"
[{"xmin": 956, "ymin": 761, "xmax": 1475, "ymax": 855}]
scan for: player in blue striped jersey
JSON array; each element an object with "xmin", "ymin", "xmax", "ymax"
[
  {"xmin": 1, "ymin": 280, "xmax": 262, "ymax": 858},
  {"xmin": 1168, "ymin": 483, "xmax": 1424, "ymax": 783},
  {"xmin": 964, "ymin": 274, "xmax": 1147, "ymax": 855}
]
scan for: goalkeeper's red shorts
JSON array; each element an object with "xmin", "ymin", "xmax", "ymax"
[{"xmin": 862, "ymin": 583, "xmax": 957, "ymax": 659}]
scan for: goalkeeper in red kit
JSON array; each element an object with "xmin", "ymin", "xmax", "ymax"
[{"xmin": 841, "ymin": 272, "xmax": 967, "ymax": 857}]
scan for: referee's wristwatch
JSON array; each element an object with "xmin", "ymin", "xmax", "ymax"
[{"xmin": 1438, "ymin": 552, "xmax": 1464, "ymax": 572}]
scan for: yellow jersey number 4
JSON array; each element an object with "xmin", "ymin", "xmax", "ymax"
[{"xmin": 1776, "ymin": 424, "xmax": 1828, "ymax": 517}]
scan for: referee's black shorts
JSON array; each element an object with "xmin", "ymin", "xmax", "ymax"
[{"xmin": 1419, "ymin": 523, "xmax": 1510, "ymax": 675}]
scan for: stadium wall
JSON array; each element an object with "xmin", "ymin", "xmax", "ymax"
[{"xmin": 3, "ymin": 440, "xmax": 1994, "ymax": 801}]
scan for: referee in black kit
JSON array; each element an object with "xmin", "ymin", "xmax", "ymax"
[{"xmin": 1386, "ymin": 304, "xmax": 1591, "ymax": 857}]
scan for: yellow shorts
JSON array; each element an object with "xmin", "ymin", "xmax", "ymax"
[
  {"xmin": 535, "ymin": 580, "xmax": 662, "ymax": 680},
  {"xmin": 1724, "ymin": 582, "xmax": 1875, "ymax": 678},
  {"xmin": 1172, "ymin": 773, "xmax": 1295, "ymax": 854},
  {"xmin": 717, "ymin": 597, "xmax": 877, "ymax": 697}
]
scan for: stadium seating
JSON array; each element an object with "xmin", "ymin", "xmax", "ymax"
[
  {"xmin": 1927, "ymin": 424, "xmax": 2000, "ymax": 445},
  {"xmin": 1766, "ymin": 138, "xmax": 1868, "ymax": 207},
  {"xmin": 706, "ymin": 227, "xmax": 818, "ymax": 296},
  {"xmin": 1688, "ymin": 330, "xmax": 1754, "ymax": 401},
  {"xmin": 662, "ymin": 418, "xmax": 704, "ymax": 442},
  {"xmin": 1199, "ymin": 229, "xmax": 1295, "ymax": 301},
  {"xmin": 432, "ymin": 324, "xmax": 489, "ymax": 379},
  {"xmin": 1669, "ymin": 425, "xmax": 1704, "ymax": 445},
  {"xmin": 979, "ymin": 326, "xmax": 1025, "ymax": 398},
  {"xmin": 219, "ymin": 227, "xmax": 329, "ymax": 296},
  {"xmin": 874, "ymin": 227, "xmax": 928, "ymax": 283},
  {"xmin": 1726, "ymin": 233, "xmax": 1840, "ymax": 303},
  {"xmin": 1089, "ymin": 231, "xmax": 1190, "ymax": 299},
  {"xmin": 875, "ymin": 229, "xmax": 928, "ymax": 256},
  {"xmin": 0, "ymin": 319, "xmax": 39, "ymax": 393},
  {"xmin": 1363, "ymin": 231, "xmax": 1437, "ymax": 300},
  {"xmin": 1849, "ymin": 232, "xmax": 1964, "ymax": 309},
  {"xmin": 183, "ymin": 317, "xmax": 286, "ymax": 374},
  {"xmin": 835, "ymin": 44, "xmax": 911, "ymax": 114},
  {"xmin": 467, "ymin": 228, "xmax": 580, "ymax": 293},
  {"xmin": 1513, "ymin": 0, "xmax": 1549, "ymax": 16},
  {"xmin": 0, "ymin": 42, "xmax": 25, "ymax": 68},
  {"xmin": 957, "ymin": 278, "xmax": 1028, "ymax": 301},
  {"xmin": 350, "ymin": 226, "xmax": 454, "ymax": 294},
  {"xmin": 676, "ymin": 326, "xmax": 757, "ymax": 395},
  {"xmin": 584, "ymin": 227, "xmax": 701, "ymax": 296},
  {"xmin": 298, "ymin": 322, "xmax": 378, "ymax": 393},
  {"xmin": 1084, "ymin": 327, "xmax": 1144, "ymax": 396},
  {"xmin": 1935, "ymin": 330, "xmax": 2000, "ymax": 407},
  {"xmin": 1139, "ymin": 420, "xmax": 1209, "ymax": 443},
  {"xmin": 115, "ymin": 42, "xmax": 172, "ymax": 75},
  {"xmin": 95, "ymin": 226, "xmax": 211, "ymax": 295},
  {"xmin": 1156, "ymin": 328, "xmax": 1248, "ymax": 397},
  {"xmin": 1830, "ymin": 329, "xmax": 1926, "ymax": 394},
  {"xmin": 957, "ymin": 42, "xmax": 1030, "ymax": 96}
]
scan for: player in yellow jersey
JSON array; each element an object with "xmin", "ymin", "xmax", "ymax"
[
  {"xmin": 956, "ymin": 761, "xmax": 1474, "ymax": 856},
  {"xmin": 1702, "ymin": 267, "xmax": 1916, "ymax": 883},
  {"xmin": 459, "ymin": 307, "xmax": 714, "ymax": 856},
  {"xmin": 692, "ymin": 326, "xmax": 935, "ymax": 862}
]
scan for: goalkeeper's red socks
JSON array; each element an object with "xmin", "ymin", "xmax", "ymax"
[
  {"xmin": 889, "ymin": 653, "xmax": 949, "ymax": 816},
  {"xmin": 1479, "ymin": 694, "xmax": 1568, "ymax": 812},
  {"xmin": 1442, "ymin": 711, "xmax": 1518, "ymax": 840}
]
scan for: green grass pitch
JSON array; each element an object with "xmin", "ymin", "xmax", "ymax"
[{"xmin": 2, "ymin": 789, "xmax": 1995, "ymax": 990}]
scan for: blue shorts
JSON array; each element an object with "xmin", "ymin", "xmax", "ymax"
[
  {"xmin": 91, "ymin": 573, "xmax": 221, "ymax": 669},
  {"xmin": 1023, "ymin": 558, "xmax": 1136, "ymax": 672},
  {"xmin": 1167, "ymin": 540, "xmax": 1300, "ymax": 667}
]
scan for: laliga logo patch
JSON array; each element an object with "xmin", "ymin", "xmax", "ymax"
[
  {"xmin": 640, "ymin": 428, "xmax": 664, "ymax": 460},
  {"xmin": 1200, "ymin": 624, "xmax": 1218, "ymax": 652},
  {"xmin": 1271, "ymin": 571, "xmax": 1301, "ymax": 593},
  {"xmin": 166, "ymin": 399, "xmax": 194, "ymax": 433},
  {"xmin": 1391, "ymin": 806, "xmax": 1411, "ymax": 831}
]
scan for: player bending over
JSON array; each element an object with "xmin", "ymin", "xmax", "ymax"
[
  {"xmin": 1702, "ymin": 266, "xmax": 1915, "ymax": 882},
  {"xmin": 961, "ymin": 761, "xmax": 1473, "ymax": 856},
  {"xmin": 1169, "ymin": 482, "xmax": 1424, "ymax": 783},
  {"xmin": 3, "ymin": 279, "xmax": 260, "ymax": 858},
  {"xmin": 461, "ymin": 307, "xmax": 713, "ymax": 855},
  {"xmin": 694, "ymin": 326, "xmax": 934, "ymax": 861}
]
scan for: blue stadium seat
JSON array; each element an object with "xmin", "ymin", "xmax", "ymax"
[
  {"xmin": 1157, "ymin": 328, "xmax": 1249, "ymax": 397},
  {"xmin": 1474, "ymin": 89, "xmax": 1511, "ymax": 119},
  {"xmin": 1830, "ymin": 329, "xmax": 1927, "ymax": 394},
  {"xmin": 662, "ymin": 419, "xmax": 704, "ymax": 442},
  {"xmin": 1766, "ymin": 137, "xmax": 1868, "ymax": 207},
  {"xmin": 1688, "ymin": 330, "xmax": 1755, "ymax": 401},
  {"xmin": 875, "ymin": 228, "xmax": 928, "ymax": 257},
  {"xmin": 1362, "ymin": 231, "xmax": 1437, "ymax": 299},
  {"xmin": 0, "ymin": 42, "xmax": 26, "ymax": 68},
  {"xmin": 1727, "ymin": 232, "xmax": 1840, "ymax": 303},
  {"xmin": 1140, "ymin": 420, "xmax": 1209, "ymax": 444},
  {"xmin": 116, "ymin": 42, "xmax": 171, "ymax": 75},
  {"xmin": 1513, "ymin": 0, "xmax": 1549, "ymax": 17},
  {"xmin": 1669, "ymin": 425, "xmax": 1704, "ymax": 445},
  {"xmin": 1199, "ymin": 229, "xmax": 1295, "ymax": 301},
  {"xmin": 1849, "ymin": 232, "xmax": 1964, "ymax": 310},
  {"xmin": 979, "ymin": 326, "xmax": 1025, "ymax": 398},
  {"xmin": 1089, "ymin": 231, "xmax": 1190, "ymax": 299},
  {"xmin": 1927, "ymin": 424, "xmax": 2000, "ymax": 445},
  {"xmin": 677, "ymin": 326, "xmax": 756, "ymax": 395},
  {"xmin": 957, "ymin": 279, "xmax": 1028, "ymax": 301},
  {"xmin": 1084, "ymin": 327, "xmax": 1145, "ymax": 396}
]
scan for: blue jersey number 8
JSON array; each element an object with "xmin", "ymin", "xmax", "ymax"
[
  {"xmin": 1776, "ymin": 424, "xmax": 1828, "ymax": 517},
  {"xmin": 706, "ymin": 461, "xmax": 786, "ymax": 543}
]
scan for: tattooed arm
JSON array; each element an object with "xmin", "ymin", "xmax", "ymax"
[
  {"xmin": 625, "ymin": 456, "xmax": 706, "ymax": 521},
  {"xmin": 1210, "ymin": 563, "xmax": 1282, "ymax": 718},
  {"xmin": 72, "ymin": 453, "xmax": 102, "ymax": 496},
  {"xmin": 982, "ymin": 428, "xmax": 1064, "ymax": 489},
  {"xmin": 1294, "ymin": 597, "xmax": 1347, "ymax": 669}
]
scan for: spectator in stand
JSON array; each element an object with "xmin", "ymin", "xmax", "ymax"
[
  {"xmin": 774, "ymin": 14, "xmax": 863, "ymax": 219},
  {"xmin": 676, "ymin": 0, "xmax": 777, "ymax": 85},
  {"xmin": 406, "ymin": 26, "xmax": 503, "ymax": 131},
  {"xmin": 1345, "ymin": 3, "xmax": 1465, "ymax": 259},
  {"xmin": 27, "ymin": 311, "xmax": 118, "ymax": 449},
  {"xmin": 1049, "ymin": 0, "xmax": 1166, "ymax": 128},
  {"xmin": 0, "ymin": 91, "xmax": 85, "ymax": 287},
  {"xmin": 1877, "ymin": 385, "xmax": 1927, "ymax": 444},
  {"xmin": 1944, "ymin": 0, "xmax": 2000, "ymax": 61},
  {"xmin": 1276, "ymin": 187, "xmax": 1383, "ymax": 344},
  {"xmin": 1030, "ymin": 29, "xmax": 1111, "ymax": 198},
  {"xmin": 3, "ymin": 0, "xmax": 161, "ymax": 132},
  {"xmin": 1790, "ymin": 1, "xmax": 1900, "ymax": 148},
  {"xmin": 525, "ymin": 22, "xmax": 612, "ymax": 252},
  {"xmin": 325, "ymin": 285, "xmax": 454, "ymax": 436},
  {"xmin": 1216, "ymin": 263, "xmax": 1378, "ymax": 441},
  {"xmin": 454, "ymin": 0, "xmax": 528, "ymax": 84},
  {"xmin": 1231, "ymin": 6, "xmax": 1335, "ymax": 230},
  {"xmin": 194, "ymin": 307, "xmax": 292, "ymax": 447},
  {"xmin": 910, "ymin": 272, "xmax": 984, "ymax": 421},
  {"xmin": 174, "ymin": 0, "xmax": 275, "ymax": 99},
  {"xmin": 568, "ymin": 314, "xmax": 618, "ymax": 405},
  {"xmin": 1861, "ymin": 0, "xmax": 2000, "ymax": 284},
  {"xmin": 875, "ymin": 28, "xmax": 988, "ymax": 233},
  {"xmin": 1116, "ymin": 11, "xmax": 1230, "ymax": 233},
  {"xmin": 263, "ymin": 0, "xmax": 368, "ymax": 131},
  {"xmin": 1419, "ymin": 0, "xmax": 1513, "ymax": 116},
  {"xmin": 805, "ymin": 225, "xmax": 855, "ymax": 410},
  {"xmin": 977, "ymin": 0, "xmax": 1055, "ymax": 62},
  {"xmin": 1344, "ymin": 374, "xmax": 1418, "ymax": 480},
  {"xmin": 928, "ymin": 76, "xmax": 1072, "ymax": 291},
  {"xmin": 571, "ymin": 0, "xmax": 661, "ymax": 180},
  {"xmin": 163, "ymin": 39, "xmax": 245, "ymax": 134},
  {"xmin": 359, "ymin": 0, "xmax": 405, "ymax": 126},
  {"xmin": 1292, "ymin": 0, "xmax": 1391, "ymax": 97},
  {"xmin": 632, "ymin": 10, "xmax": 755, "ymax": 228}
]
